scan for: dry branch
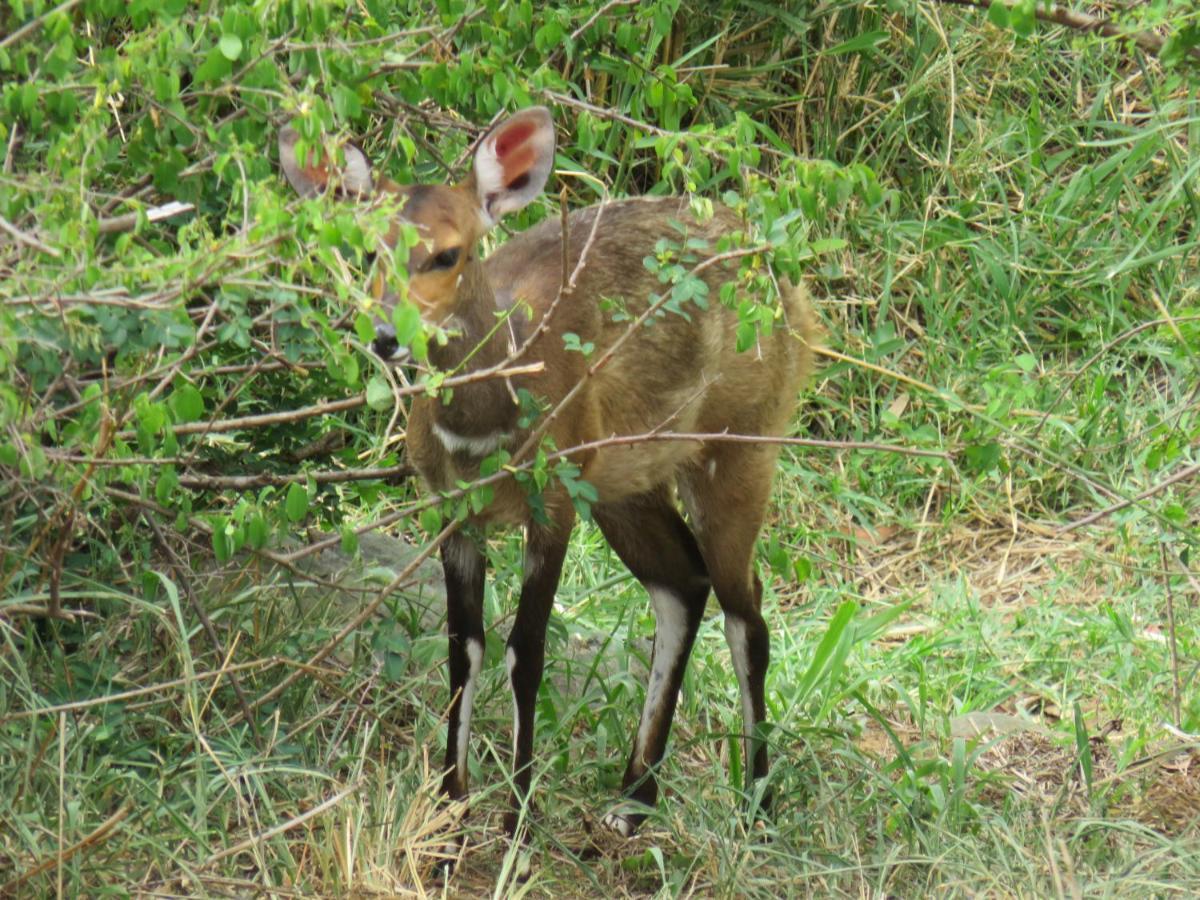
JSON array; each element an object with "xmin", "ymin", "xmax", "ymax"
[
  {"xmin": 114, "ymin": 395, "xmax": 367, "ymax": 441},
  {"xmin": 96, "ymin": 200, "xmax": 195, "ymax": 235},
  {"xmin": 1062, "ymin": 462, "xmax": 1200, "ymax": 533},
  {"xmin": 931, "ymin": 0, "xmax": 1200, "ymax": 63},
  {"xmin": 240, "ymin": 520, "xmax": 461, "ymax": 718},
  {"xmin": 177, "ymin": 464, "xmax": 414, "ymax": 490},
  {"xmin": 1, "ymin": 803, "xmax": 131, "ymax": 894}
]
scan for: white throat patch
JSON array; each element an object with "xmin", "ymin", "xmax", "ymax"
[{"xmin": 432, "ymin": 422, "xmax": 511, "ymax": 457}]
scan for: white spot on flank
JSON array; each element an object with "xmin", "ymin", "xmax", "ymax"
[
  {"xmin": 634, "ymin": 587, "xmax": 689, "ymax": 763},
  {"xmin": 456, "ymin": 638, "xmax": 484, "ymax": 776},
  {"xmin": 506, "ymin": 645, "xmax": 520, "ymax": 754},
  {"xmin": 707, "ymin": 458, "xmax": 718, "ymax": 478},
  {"xmin": 724, "ymin": 617, "xmax": 756, "ymax": 769},
  {"xmin": 433, "ymin": 422, "xmax": 511, "ymax": 457}
]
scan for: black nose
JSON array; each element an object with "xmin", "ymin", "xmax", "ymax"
[{"xmin": 372, "ymin": 323, "xmax": 398, "ymax": 360}]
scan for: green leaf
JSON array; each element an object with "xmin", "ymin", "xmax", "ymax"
[
  {"xmin": 1073, "ymin": 701, "xmax": 1093, "ymax": 793},
  {"xmin": 794, "ymin": 600, "xmax": 857, "ymax": 706},
  {"xmin": 392, "ymin": 301, "xmax": 422, "ymax": 348},
  {"xmin": 419, "ymin": 506, "xmax": 443, "ymax": 534},
  {"xmin": 987, "ymin": 0, "xmax": 1010, "ymax": 28},
  {"xmin": 825, "ymin": 31, "xmax": 888, "ymax": 55},
  {"xmin": 218, "ymin": 33, "xmax": 243, "ymax": 61},
  {"xmin": 194, "ymin": 47, "xmax": 232, "ymax": 84},
  {"xmin": 211, "ymin": 518, "xmax": 230, "ymax": 562},
  {"xmin": 962, "ymin": 442, "xmax": 1003, "ymax": 474},
  {"xmin": 246, "ymin": 514, "xmax": 268, "ymax": 550},
  {"xmin": 284, "ymin": 482, "xmax": 308, "ymax": 522},
  {"xmin": 355, "ymin": 312, "xmax": 376, "ymax": 345},
  {"xmin": 365, "ymin": 375, "xmax": 392, "ymax": 410},
  {"xmin": 169, "ymin": 383, "xmax": 204, "ymax": 423},
  {"xmin": 340, "ymin": 526, "xmax": 359, "ymax": 555},
  {"xmin": 808, "ymin": 238, "xmax": 848, "ymax": 255},
  {"xmin": 793, "ymin": 556, "xmax": 812, "ymax": 582},
  {"xmin": 1009, "ymin": 1, "xmax": 1035, "ymax": 37}
]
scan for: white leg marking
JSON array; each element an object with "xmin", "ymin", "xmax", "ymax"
[
  {"xmin": 523, "ymin": 546, "xmax": 543, "ymax": 585},
  {"xmin": 634, "ymin": 586, "xmax": 689, "ymax": 764},
  {"xmin": 455, "ymin": 638, "xmax": 484, "ymax": 776},
  {"xmin": 601, "ymin": 808, "xmax": 638, "ymax": 838},
  {"xmin": 724, "ymin": 616, "xmax": 756, "ymax": 771},
  {"xmin": 443, "ymin": 534, "xmax": 482, "ymax": 582},
  {"xmin": 506, "ymin": 645, "xmax": 520, "ymax": 755}
]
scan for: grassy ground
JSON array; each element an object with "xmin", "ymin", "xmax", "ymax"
[{"xmin": 2, "ymin": 2, "xmax": 1199, "ymax": 897}]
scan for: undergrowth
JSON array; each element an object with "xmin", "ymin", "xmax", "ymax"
[{"xmin": 1, "ymin": 1, "xmax": 1198, "ymax": 896}]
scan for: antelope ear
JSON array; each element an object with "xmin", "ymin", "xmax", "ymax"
[
  {"xmin": 473, "ymin": 107, "xmax": 555, "ymax": 225},
  {"xmin": 278, "ymin": 125, "xmax": 374, "ymax": 198}
]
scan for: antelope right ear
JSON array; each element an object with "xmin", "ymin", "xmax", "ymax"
[
  {"xmin": 472, "ymin": 107, "xmax": 555, "ymax": 225},
  {"xmin": 278, "ymin": 125, "xmax": 374, "ymax": 198}
]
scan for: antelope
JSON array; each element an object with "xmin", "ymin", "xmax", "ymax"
[{"xmin": 278, "ymin": 107, "xmax": 817, "ymax": 836}]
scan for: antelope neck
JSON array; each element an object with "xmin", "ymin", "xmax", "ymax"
[{"xmin": 426, "ymin": 261, "xmax": 520, "ymax": 447}]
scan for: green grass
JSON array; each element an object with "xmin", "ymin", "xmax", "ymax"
[{"xmin": 2, "ymin": 1, "xmax": 1199, "ymax": 896}]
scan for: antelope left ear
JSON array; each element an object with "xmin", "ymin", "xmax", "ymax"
[
  {"xmin": 278, "ymin": 125, "xmax": 374, "ymax": 198},
  {"xmin": 472, "ymin": 107, "xmax": 555, "ymax": 225}
]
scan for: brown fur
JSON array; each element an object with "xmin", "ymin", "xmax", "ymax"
[
  {"xmin": 407, "ymin": 196, "xmax": 817, "ymax": 525},
  {"xmin": 277, "ymin": 110, "xmax": 819, "ymax": 838}
]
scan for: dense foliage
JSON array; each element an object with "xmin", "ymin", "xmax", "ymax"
[{"xmin": 1, "ymin": 0, "xmax": 1198, "ymax": 895}]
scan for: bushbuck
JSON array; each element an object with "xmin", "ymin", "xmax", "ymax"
[{"xmin": 278, "ymin": 107, "xmax": 817, "ymax": 836}]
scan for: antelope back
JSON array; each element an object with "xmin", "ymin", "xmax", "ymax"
[{"xmin": 277, "ymin": 110, "xmax": 816, "ymax": 517}]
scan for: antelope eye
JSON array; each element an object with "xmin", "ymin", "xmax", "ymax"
[{"xmin": 429, "ymin": 247, "xmax": 461, "ymax": 270}]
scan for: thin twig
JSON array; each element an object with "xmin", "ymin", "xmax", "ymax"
[
  {"xmin": 1061, "ymin": 462, "xmax": 1200, "ymax": 533},
  {"xmin": 2, "ymin": 804, "xmax": 131, "ymax": 894},
  {"xmin": 0, "ymin": 659, "xmax": 278, "ymax": 723},
  {"xmin": 1160, "ymin": 543, "xmax": 1182, "ymax": 728},
  {"xmin": 0, "ymin": 213, "xmax": 61, "ymax": 256},
  {"xmin": 95, "ymin": 200, "xmax": 195, "ymax": 235},
  {"xmin": 240, "ymin": 520, "xmax": 460, "ymax": 718},
  {"xmin": 143, "ymin": 513, "xmax": 261, "ymax": 743},
  {"xmin": 0, "ymin": 0, "xmax": 84, "ymax": 50},
  {"xmin": 541, "ymin": 429, "xmax": 952, "ymax": 461},
  {"xmin": 5, "ymin": 406, "xmax": 116, "ymax": 616},
  {"xmin": 114, "ymin": 395, "xmax": 367, "ymax": 441},
  {"xmin": 203, "ymin": 783, "xmax": 360, "ymax": 866},
  {"xmin": 109, "ymin": 363, "xmax": 546, "ymax": 442},
  {"xmin": 930, "ymin": 0, "xmax": 1200, "ymax": 63},
  {"xmin": 177, "ymin": 464, "xmax": 414, "ymax": 490}
]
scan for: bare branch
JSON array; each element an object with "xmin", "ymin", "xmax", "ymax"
[
  {"xmin": 1, "ymin": 803, "xmax": 131, "ymax": 894},
  {"xmin": 96, "ymin": 200, "xmax": 195, "ymax": 235},
  {"xmin": 241, "ymin": 520, "xmax": 461, "ymax": 717},
  {"xmin": 0, "ymin": 213, "xmax": 60, "ymax": 257},
  {"xmin": 175, "ymin": 464, "xmax": 413, "ymax": 491},
  {"xmin": 115, "ymin": 395, "xmax": 367, "ymax": 441},
  {"xmin": 930, "ymin": 0, "xmax": 1200, "ymax": 63},
  {"xmin": 0, "ymin": 0, "xmax": 84, "ymax": 51},
  {"xmin": 539, "ymin": 429, "xmax": 954, "ymax": 462},
  {"xmin": 1061, "ymin": 462, "xmax": 1200, "ymax": 533}
]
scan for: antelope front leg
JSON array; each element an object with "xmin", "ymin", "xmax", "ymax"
[
  {"xmin": 503, "ymin": 512, "xmax": 574, "ymax": 835},
  {"xmin": 441, "ymin": 532, "xmax": 486, "ymax": 801}
]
